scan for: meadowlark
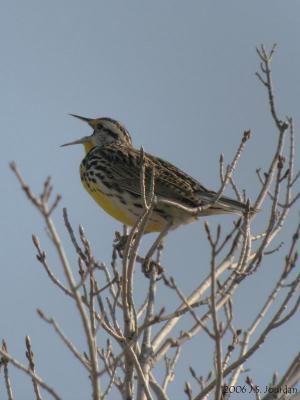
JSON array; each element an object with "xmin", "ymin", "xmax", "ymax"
[{"xmin": 62, "ymin": 115, "xmax": 251, "ymax": 233}]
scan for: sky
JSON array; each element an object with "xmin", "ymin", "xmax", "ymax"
[{"xmin": 1, "ymin": 1, "xmax": 300, "ymax": 399}]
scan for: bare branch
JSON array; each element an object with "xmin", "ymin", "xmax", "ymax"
[
  {"xmin": 37, "ymin": 309, "xmax": 90, "ymax": 370},
  {"xmin": 0, "ymin": 346, "xmax": 61, "ymax": 400},
  {"xmin": 25, "ymin": 336, "xmax": 43, "ymax": 400},
  {"xmin": 1, "ymin": 340, "xmax": 14, "ymax": 400},
  {"xmin": 209, "ymin": 238, "xmax": 223, "ymax": 400}
]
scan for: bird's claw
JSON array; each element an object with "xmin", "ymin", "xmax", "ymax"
[{"xmin": 142, "ymin": 258, "xmax": 164, "ymax": 279}]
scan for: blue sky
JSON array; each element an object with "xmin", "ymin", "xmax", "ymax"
[{"xmin": 1, "ymin": 1, "xmax": 300, "ymax": 398}]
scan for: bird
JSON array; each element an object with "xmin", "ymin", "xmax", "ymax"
[{"xmin": 62, "ymin": 115, "xmax": 252, "ymax": 234}]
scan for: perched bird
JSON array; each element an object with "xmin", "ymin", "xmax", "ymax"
[{"xmin": 62, "ymin": 115, "xmax": 251, "ymax": 233}]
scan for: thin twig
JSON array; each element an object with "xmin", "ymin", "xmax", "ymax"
[
  {"xmin": 25, "ymin": 336, "xmax": 43, "ymax": 400},
  {"xmin": 0, "ymin": 347, "xmax": 61, "ymax": 400},
  {"xmin": 1, "ymin": 340, "xmax": 14, "ymax": 400},
  {"xmin": 37, "ymin": 309, "xmax": 90, "ymax": 370}
]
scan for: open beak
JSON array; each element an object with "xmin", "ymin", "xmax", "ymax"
[
  {"xmin": 60, "ymin": 136, "xmax": 91, "ymax": 147},
  {"xmin": 61, "ymin": 114, "xmax": 97, "ymax": 147},
  {"xmin": 69, "ymin": 113, "xmax": 98, "ymax": 128}
]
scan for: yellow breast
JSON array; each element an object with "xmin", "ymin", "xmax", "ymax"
[
  {"xmin": 81, "ymin": 144, "xmax": 133, "ymax": 225},
  {"xmin": 81, "ymin": 177, "xmax": 135, "ymax": 226},
  {"xmin": 80, "ymin": 146, "xmax": 164, "ymax": 232},
  {"xmin": 80, "ymin": 172, "xmax": 163, "ymax": 232}
]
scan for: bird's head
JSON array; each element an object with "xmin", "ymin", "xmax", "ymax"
[{"xmin": 61, "ymin": 114, "xmax": 133, "ymax": 154}]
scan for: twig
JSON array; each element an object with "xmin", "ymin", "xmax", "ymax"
[
  {"xmin": 63, "ymin": 208, "xmax": 87, "ymax": 262},
  {"xmin": 0, "ymin": 347, "xmax": 61, "ymax": 400},
  {"xmin": 207, "ymin": 225, "xmax": 223, "ymax": 400},
  {"xmin": 162, "ymin": 347, "xmax": 181, "ymax": 392},
  {"xmin": 25, "ymin": 336, "xmax": 43, "ymax": 400},
  {"xmin": 10, "ymin": 162, "xmax": 101, "ymax": 399},
  {"xmin": 137, "ymin": 267, "xmax": 158, "ymax": 399},
  {"xmin": 193, "ymin": 266, "xmax": 300, "ymax": 400},
  {"xmin": 32, "ymin": 234, "xmax": 72, "ymax": 297},
  {"xmin": 1, "ymin": 340, "xmax": 14, "ymax": 400},
  {"xmin": 149, "ymin": 374, "xmax": 171, "ymax": 400},
  {"xmin": 169, "ymin": 277, "xmax": 214, "ymax": 339},
  {"xmin": 37, "ymin": 309, "xmax": 90, "ymax": 370},
  {"xmin": 158, "ymin": 130, "xmax": 251, "ymax": 218}
]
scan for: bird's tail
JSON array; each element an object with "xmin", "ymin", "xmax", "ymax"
[{"xmin": 197, "ymin": 193, "xmax": 257, "ymax": 216}]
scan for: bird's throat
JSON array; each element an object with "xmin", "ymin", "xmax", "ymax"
[{"xmin": 83, "ymin": 141, "xmax": 95, "ymax": 154}]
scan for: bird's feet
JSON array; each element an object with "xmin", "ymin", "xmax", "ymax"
[
  {"xmin": 113, "ymin": 231, "xmax": 130, "ymax": 258},
  {"xmin": 142, "ymin": 257, "xmax": 164, "ymax": 278}
]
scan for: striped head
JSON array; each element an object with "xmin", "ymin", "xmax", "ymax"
[{"xmin": 61, "ymin": 114, "xmax": 133, "ymax": 153}]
